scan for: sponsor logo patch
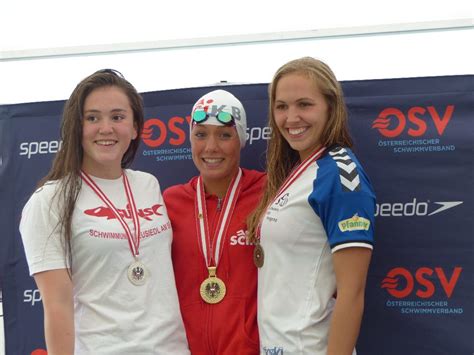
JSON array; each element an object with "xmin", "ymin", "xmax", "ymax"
[{"xmin": 338, "ymin": 214, "xmax": 370, "ymax": 232}]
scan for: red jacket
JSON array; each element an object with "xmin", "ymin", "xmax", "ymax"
[{"xmin": 164, "ymin": 169, "xmax": 266, "ymax": 355}]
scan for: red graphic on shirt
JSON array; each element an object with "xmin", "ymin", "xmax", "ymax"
[
  {"xmin": 84, "ymin": 204, "xmax": 163, "ymax": 221},
  {"xmin": 31, "ymin": 350, "xmax": 48, "ymax": 355}
]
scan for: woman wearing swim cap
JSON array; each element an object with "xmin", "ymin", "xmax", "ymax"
[{"xmin": 164, "ymin": 89, "xmax": 265, "ymax": 354}]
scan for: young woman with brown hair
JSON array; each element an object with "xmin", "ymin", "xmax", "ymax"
[{"xmin": 20, "ymin": 69, "xmax": 189, "ymax": 354}]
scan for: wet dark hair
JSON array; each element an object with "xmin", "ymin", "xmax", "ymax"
[{"xmin": 38, "ymin": 69, "xmax": 144, "ymax": 274}]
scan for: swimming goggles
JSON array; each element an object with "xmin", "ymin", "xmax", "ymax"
[{"xmin": 192, "ymin": 110, "xmax": 235, "ymax": 125}]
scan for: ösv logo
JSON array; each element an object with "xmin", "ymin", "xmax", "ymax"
[
  {"xmin": 372, "ymin": 105, "xmax": 454, "ymax": 138},
  {"xmin": 142, "ymin": 116, "xmax": 191, "ymax": 148},
  {"xmin": 375, "ymin": 198, "xmax": 462, "ymax": 217},
  {"xmin": 381, "ymin": 267, "xmax": 462, "ymax": 298}
]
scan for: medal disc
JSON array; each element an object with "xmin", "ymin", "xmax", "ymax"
[
  {"xmin": 128, "ymin": 260, "xmax": 147, "ymax": 286},
  {"xmin": 200, "ymin": 276, "xmax": 226, "ymax": 304},
  {"xmin": 253, "ymin": 243, "xmax": 265, "ymax": 268}
]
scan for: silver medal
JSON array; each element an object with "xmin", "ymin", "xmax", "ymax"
[{"xmin": 127, "ymin": 260, "xmax": 147, "ymax": 286}]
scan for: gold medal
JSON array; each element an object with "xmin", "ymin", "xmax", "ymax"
[
  {"xmin": 200, "ymin": 266, "xmax": 226, "ymax": 304},
  {"xmin": 128, "ymin": 260, "xmax": 147, "ymax": 286},
  {"xmin": 253, "ymin": 243, "xmax": 264, "ymax": 268}
]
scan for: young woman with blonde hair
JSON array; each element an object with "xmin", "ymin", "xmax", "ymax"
[{"xmin": 248, "ymin": 57, "xmax": 376, "ymax": 355}]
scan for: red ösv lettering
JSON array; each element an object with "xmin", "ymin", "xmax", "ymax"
[
  {"xmin": 142, "ymin": 116, "xmax": 192, "ymax": 148},
  {"xmin": 381, "ymin": 266, "xmax": 462, "ymax": 298},
  {"xmin": 372, "ymin": 105, "xmax": 455, "ymax": 138}
]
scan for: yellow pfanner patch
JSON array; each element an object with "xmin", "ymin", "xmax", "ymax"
[{"xmin": 338, "ymin": 214, "xmax": 370, "ymax": 232}]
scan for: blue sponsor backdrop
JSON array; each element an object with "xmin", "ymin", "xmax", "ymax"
[{"xmin": 0, "ymin": 76, "xmax": 472, "ymax": 354}]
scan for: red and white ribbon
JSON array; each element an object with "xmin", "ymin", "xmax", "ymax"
[
  {"xmin": 81, "ymin": 170, "xmax": 141, "ymax": 257},
  {"xmin": 195, "ymin": 168, "xmax": 242, "ymax": 267},
  {"xmin": 256, "ymin": 146, "xmax": 326, "ymax": 239}
]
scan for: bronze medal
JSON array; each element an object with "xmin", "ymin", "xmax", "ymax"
[
  {"xmin": 253, "ymin": 243, "xmax": 264, "ymax": 268},
  {"xmin": 200, "ymin": 266, "xmax": 226, "ymax": 304}
]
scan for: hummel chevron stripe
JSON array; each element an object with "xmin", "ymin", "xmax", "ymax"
[{"xmin": 329, "ymin": 147, "xmax": 361, "ymax": 192}]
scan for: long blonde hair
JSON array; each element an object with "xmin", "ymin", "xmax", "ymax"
[{"xmin": 247, "ymin": 57, "xmax": 353, "ymax": 242}]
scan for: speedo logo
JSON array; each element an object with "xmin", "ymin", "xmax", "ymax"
[
  {"xmin": 338, "ymin": 214, "xmax": 370, "ymax": 232},
  {"xmin": 23, "ymin": 289, "xmax": 42, "ymax": 306},
  {"xmin": 19, "ymin": 140, "xmax": 63, "ymax": 159},
  {"xmin": 376, "ymin": 198, "xmax": 463, "ymax": 217}
]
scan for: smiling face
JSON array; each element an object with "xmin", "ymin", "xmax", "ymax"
[
  {"xmin": 81, "ymin": 86, "xmax": 137, "ymax": 178},
  {"xmin": 273, "ymin": 73, "xmax": 329, "ymax": 161},
  {"xmin": 190, "ymin": 124, "xmax": 241, "ymax": 197}
]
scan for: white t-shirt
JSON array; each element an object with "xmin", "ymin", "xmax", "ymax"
[
  {"xmin": 258, "ymin": 147, "xmax": 375, "ymax": 355},
  {"xmin": 20, "ymin": 169, "xmax": 190, "ymax": 355}
]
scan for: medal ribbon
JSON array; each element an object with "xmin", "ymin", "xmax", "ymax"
[
  {"xmin": 195, "ymin": 168, "xmax": 242, "ymax": 267},
  {"xmin": 80, "ymin": 171, "xmax": 141, "ymax": 257},
  {"xmin": 256, "ymin": 146, "xmax": 327, "ymax": 239}
]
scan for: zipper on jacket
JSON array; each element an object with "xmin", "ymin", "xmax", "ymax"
[{"xmin": 216, "ymin": 197, "xmax": 222, "ymax": 211}]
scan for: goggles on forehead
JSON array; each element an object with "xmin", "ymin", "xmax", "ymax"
[{"xmin": 192, "ymin": 110, "xmax": 235, "ymax": 125}]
